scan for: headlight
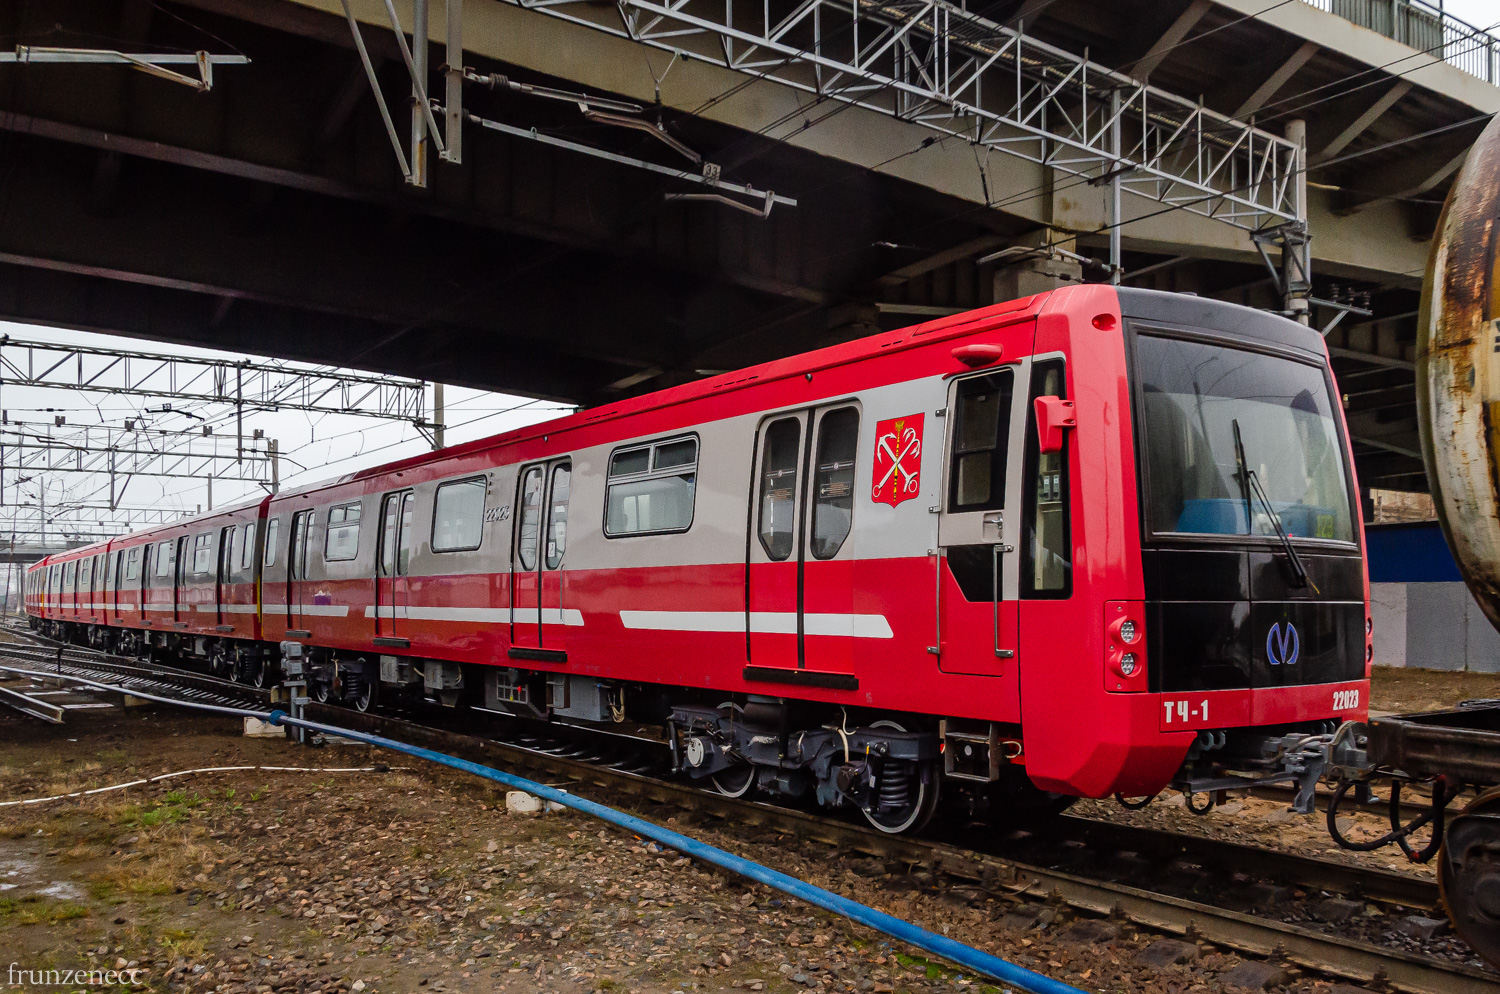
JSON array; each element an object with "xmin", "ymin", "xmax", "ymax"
[
  {"xmin": 1119, "ymin": 653, "xmax": 1139, "ymax": 677},
  {"xmin": 1119, "ymin": 619, "xmax": 1138, "ymax": 643}
]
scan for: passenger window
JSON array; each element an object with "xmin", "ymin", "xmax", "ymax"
[
  {"xmin": 433, "ymin": 477, "xmax": 485, "ymax": 552},
  {"xmin": 193, "ymin": 533, "xmax": 214, "ymax": 574},
  {"xmin": 325, "ymin": 502, "xmax": 362, "ymax": 561},
  {"xmin": 516, "ymin": 468, "xmax": 543, "ymax": 571},
  {"xmin": 124, "ymin": 547, "xmax": 140, "ymax": 582},
  {"xmin": 757, "ymin": 418, "xmax": 802, "ymax": 562},
  {"xmin": 78, "ymin": 558, "xmax": 91, "ymax": 592},
  {"xmin": 240, "ymin": 523, "xmax": 255, "ymax": 571},
  {"xmin": 264, "ymin": 518, "xmax": 280, "ymax": 568},
  {"xmin": 546, "ymin": 463, "xmax": 571, "ymax": 569},
  {"xmin": 156, "ymin": 540, "xmax": 176, "ymax": 579},
  {"xmin": 811, "ymin": 408, "xmax": 859, "ymax": 560},
  {"xmin": 949, "ymin": 371, "xmax": 1014, "ymax": 512},
  {"xmin": 1025, "ymin": 360, "xmax": 1071, "ymax": 596},
  {"xmin": 605, "ymin": 437, "xmax": 698, "ymax": 537},
  {"xmin": 223, "ymin": 529, "xmax": 237, "ymax": 578}
]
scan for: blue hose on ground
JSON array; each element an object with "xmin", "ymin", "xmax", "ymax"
[{"xmin": 269, "ymin": 710, "xmax": 1087, "ymax": 994}]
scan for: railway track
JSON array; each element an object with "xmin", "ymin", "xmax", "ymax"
[{"xmin": 0, "ymin": 631, "xmax": 1489, "ymax": 994}]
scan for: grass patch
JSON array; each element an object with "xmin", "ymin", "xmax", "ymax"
[{"xmin": 0, "ymin": 895, "xmax": 92, "ymax": 925}]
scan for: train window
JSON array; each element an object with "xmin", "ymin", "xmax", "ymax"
[
  {"xmin": 155, "ymin": 540, "xmax": 175, "ymax": 579},
  {"xmin": 605, "ymin": 436, "xmax": 698, "ymax": 537},
  {"xmin": 610, "ymin": 448, "xmax": 650, "ymax": 476},
  {"xmin": 1024, "ymin": 359, "xmax": 1071, "ymax": 597},
  {"xmin": 949, "ymin": 371, "xmax": 1014, "ymax": 512},
  {"xmin": 240, "ymin": 523, "xmax": 255, "ymax": 571},
  {"xmin": 78, "ymin": 557, "xmax": 91, "ymax": 593},
  {"xmin": 517, "ymin": 468, "xmax": 543, "ymax": 570},
  {"xmin": 433, "ymin": 477, "xmax": 486, "ymax": 553},
  {"xmin": 193, "ymin": 533, "xmax": 214, "ymax": 574},
  {"xmin": 546, "ymin": 463, "xmax": 571, "ymax": 569},
  {"xmin": 811, "ymin": 409, "xmax": 859, "ymax": 560},
  {"xmin": 758, "ymin": 419, "xmax": 802, "ymax": 562},
  {"xmin": 124, "ymin": 547, "xmax": 140, "ymax": 582},
  {"xmin": 325, "ymin": 502, "xmax": 362, "ymax": 561},
  {"xmin": 264, "ymin": 518, "xmax": 280, "ymax": 567}
]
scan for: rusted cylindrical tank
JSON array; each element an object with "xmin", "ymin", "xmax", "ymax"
[{"xmin": 1417, "ymin": 112, "xmax": 1500, "ymax": 630}]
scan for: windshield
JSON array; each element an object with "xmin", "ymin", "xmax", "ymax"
[{"xmin": 1135, "ymin": 333, "xmax": 1354, "ymax": 543}]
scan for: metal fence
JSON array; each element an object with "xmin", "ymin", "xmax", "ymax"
[{"xmin": 1301, "ymin": 0, "xmax": 1499, "ymax": 82}]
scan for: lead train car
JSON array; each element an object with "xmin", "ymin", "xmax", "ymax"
[{"xmin": 27, "ymin": 285, "xmax": 1372, "ymax": 833}]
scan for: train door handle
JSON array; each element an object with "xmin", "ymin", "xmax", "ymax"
[
  {"xmin": 981, "ymin": 511, "xmax": 1003, "ymax": 542},
  {"xmin": 991, "ymin": 543, "xmax": 1015, "ymax": 659}
]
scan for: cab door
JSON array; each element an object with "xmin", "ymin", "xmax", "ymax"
[
  {"xmin": 935, "ymin": 365, "xmax": 1027, "ymax": 675},
  {"xmin": 376, "ymin": 491, "xmax": 413, "ymax": 642}
]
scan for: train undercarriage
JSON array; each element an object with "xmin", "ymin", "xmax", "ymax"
[{"xmin": 33, "ymin": 617, "xmax": 1056, "ymax": 834}]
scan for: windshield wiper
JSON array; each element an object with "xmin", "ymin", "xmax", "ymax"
[{"xmin": 1232, "ymin": 418, "xmax": 1316, "ymax": 592}]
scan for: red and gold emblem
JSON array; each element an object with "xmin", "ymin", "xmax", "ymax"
[{"xmin": 872, "ymin": 413, "xmax": 924, "ymax": 507}]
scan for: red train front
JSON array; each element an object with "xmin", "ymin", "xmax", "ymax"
[{"xmin": 24, "ymin": 283, "xmax": 1370, "ymax": 832}]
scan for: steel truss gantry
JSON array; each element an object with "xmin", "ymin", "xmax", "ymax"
[
  {"xmin": 0, "ymin": 337, "xmax": 429, "ymax": 427},
  {"xmin": 496, "ymin": 0, "xmax": 1305, "ymax": 231},
  {"xmin": 0, "ymin": 423, "xmax": 272, "ymax": 485}
]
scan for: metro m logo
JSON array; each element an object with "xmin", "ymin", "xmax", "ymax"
[{"xmin": 872, "ymin": 414, "xmax": 924, "ymax": 507}]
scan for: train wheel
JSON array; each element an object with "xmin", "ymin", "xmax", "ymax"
[
  {"xmin": 1441, "ymin": 786, "xmax": 1500, "ymax": 968},
  {"xmin": 209, "ymin": 645, "xmax": 231, "ymax": 679},
  {"xmin": 861, "ymin": 719, "xmax": 940, "ymax": 835},
  {"xmin": 711, "ymin": 766, "xmax": 756, "ymax": 798},
  {"xmin": 250, "ymin": 657, "xmax": 275, "ymax": 689},
  {"xmin": 348, "ymin": 671, "xmax": 377, "ymax": 713},
  {"xmin": 311, "ymin": 679, "xmax": 331, "ymax": 704}
]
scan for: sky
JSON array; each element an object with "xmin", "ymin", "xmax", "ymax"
[
  {"xmin": 0, "ymin": 320, "xmax": 572, "ymax": 546},
  {"xmin": 1440, "ymin": 0, "xmax": 1497, "ymax": 31}
]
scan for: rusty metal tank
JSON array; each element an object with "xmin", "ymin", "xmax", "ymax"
[{"xmin": 1417, "ymin": 111, "xmax": 1500, "ymax": 630}]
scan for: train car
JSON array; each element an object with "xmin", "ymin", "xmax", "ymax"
[{"xmin": 27, "ymin": 283, "xmax": 1371, "ymax": 833}]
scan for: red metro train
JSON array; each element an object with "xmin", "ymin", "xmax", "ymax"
[{"xmin": 26, "ymin": 285, "xmax": 1371, "ymax": 832}]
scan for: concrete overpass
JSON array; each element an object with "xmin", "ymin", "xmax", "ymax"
[{"xmin": 0, "ymin": 0, "xmax": 1496, "ymax": 494}]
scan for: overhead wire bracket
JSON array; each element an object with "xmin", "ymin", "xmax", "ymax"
[
  {"xmin": 339, "ymin": 0, "xmax": 411, "ymax": 180},
  {"xmin": 1, "ymin": 46, "xmax": 248, "ymax": 92},
  {"xmin": 466, "ymin": 69, "xmax": 700, "ymax": 164},
  {"xmin": 466, "ymin": 111, "xmax": 794, "ymax": 218}
]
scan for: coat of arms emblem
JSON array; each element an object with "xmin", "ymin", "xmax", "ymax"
[{"xmin": 872, "ymin": 414, "xmax": 923, "ymax": 507}]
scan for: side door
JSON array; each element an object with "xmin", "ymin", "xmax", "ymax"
[
  {"xmin": 287, "ymin": 509, "xmax": 313, "ymax": 634},
  {"xmin": 538, "ymin": 462, "xmax": 573, "ymax": 653},
  {"xmin": 800, "ymin": 406, "xmax": 862, "ymax": 674},
  {"xmin": 510, "ymin": 463, "xmax": 565, "ymax": 655},
  {"xmin": 935, "ymin": 364, "xmax": 1027, "ymax": 676},
  {"xmin": 216, "ymin": 525, "xmax": 237, "ymax": 628},
  {"xmin": 747, "ymin": 413, "xmax": 808, "ymax": 671},
  {"xmin": 105, "ymin": 550, "xmax": 118, "ymax": 621},
  {"xmin": 173, "ymin": 537, "xmax": 188, "ymax": 626},
  {"xmin": 376, "ymin": 490, "xmax": 414, "ymax": 641}
]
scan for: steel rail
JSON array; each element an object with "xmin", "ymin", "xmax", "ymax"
[
  {"xmin": 0, "ymin": 633, "xmax": 1487, "ymax": 994},
  {"xmin": 0, "ymin": 681, "xmax": 63, "ymax": 722}
]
